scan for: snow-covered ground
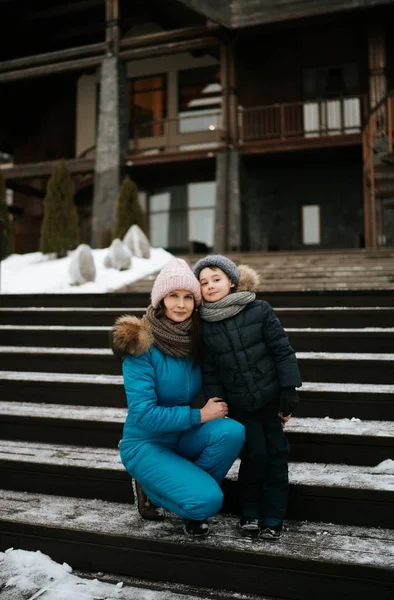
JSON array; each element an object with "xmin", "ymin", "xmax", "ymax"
[
  {"xmin": 1, "ymin": 247, "xmax": 173, "ymax": 294},
  {"xmin": 1, "ymin": 548, "xmax": 263, "ymax": 600}
]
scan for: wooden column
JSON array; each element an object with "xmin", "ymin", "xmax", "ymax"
[
  {"xmin": 214, "ymin": 40, "xmax": 241, "ymax": 252},
  {"xmin": 366, "ymin": 25, "xmax": 387, "ymax": 249},
  {"xmin": 92, "ymin": 0, "xmax": 128, "ymax": 247}
]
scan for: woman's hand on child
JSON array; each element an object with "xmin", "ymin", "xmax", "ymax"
[
  {"xmin": 200, "ymin": 397, "xmax": 228, "ymax": 423},
  {"xmin": 279, "ymin": 412, "xmax": 291, "ymax": 429}
]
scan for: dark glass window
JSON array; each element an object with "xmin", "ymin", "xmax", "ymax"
[
  {"xmin": 128, "ymin": 75, "xmax": 166, "ymax": 137},
  {"xmin": 178, "ymin": 66, "xmax": 221, "ymax": 112}
]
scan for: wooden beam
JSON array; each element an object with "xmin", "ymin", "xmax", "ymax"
[
  {"xmin": 0, "ymin": 43, "xmax": 105, "ymax": 74},
  {"xmin": 119, "ymin": 36, "xmax": 219, "ymax": 62},
  {"xmin": 119, "ymin": 24, "xmax": 220, "ymax": 49},
  {"xmin": 0, "ymin": 56, "xmax": 102, "ymax": 83},
  {"xmin": 1, "ymin": 159, "xmax": 94, "ymax": 180}
]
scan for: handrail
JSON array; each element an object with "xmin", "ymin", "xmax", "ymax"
[
  {"xmin": 241, "ymin": 95, "xmax": 365, "ymax": 112},
  {"xmin": 362, "ymin": 91, "xmax": 394, "ymax": 249}
]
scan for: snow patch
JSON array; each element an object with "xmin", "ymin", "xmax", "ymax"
[{"xmin": 1, "ymin": 247, "xmax": 173, "ymax": 294}]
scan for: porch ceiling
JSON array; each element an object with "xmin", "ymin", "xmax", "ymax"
[
  {"xmin": 177, "ymin": 0, "xmax": 394, "ymax": 28},
  {"xmin": 0, "ymin": 0, "xmax": 204, "ymax": 61}
]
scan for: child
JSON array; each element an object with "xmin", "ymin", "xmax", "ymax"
[{"xmin": 194, "ymin": 255, "xmax": 301, "ymax": 540}]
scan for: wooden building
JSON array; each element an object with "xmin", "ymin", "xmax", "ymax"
[{"xmin": 0, "ymin": 0, "xmax": 393, "ymax": 253}]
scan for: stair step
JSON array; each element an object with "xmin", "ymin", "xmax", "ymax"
[
  {"xmin": 297, "ymin": 351, "xmax": 394, "ymax": 384},
  {"xmin": 1, "ymin": 347, "xmax": 394, "ymax": 383},
  {"xmin": 0, "ymin": 325, "xmax": 112, "ymax": 348},
  {"xmin": 1, "ymin": 490, "xmax": 393, "ymax": 599},
  {"xmin": 276, "ymin": 307, "xmax": 394, "ymax": 328},
  {"xmin": 0, "ymin": 307, "xmax": 144, "ymax": 326},
  {"xmin": 1, "ymin": 372, "xmax": 392, "ymax": 419},
  {"xmin": 2, "ymin": 289, "xmax": 394, "ymax": 308},
  {"xmin": 2, "ymin": 325, "xmax": 394, "ymax": 352},
  {"xmin": 0, "ymin": 403, "xmax": 393, "ymax": 465},
  {"xmin": 1, "ymin": 440, "xmax": 392, "ymax": 528},
  {"xmin": 3, "ymin": 305, "xmax": 394, "ymax": 328},
  {"xmin": 299, "ymin": 382, "xmax": 394, "ymax": 420},
  {"xmin": 287, "ymin": 328, "xmax": 394, "ymax": 352},
  {"xmin": 0, "ymin": 370, "xmax": 125, "ymax": 406}
]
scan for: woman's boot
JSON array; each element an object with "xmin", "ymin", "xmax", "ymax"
[
  {"xmin": 135, "ymin": 481, "xmax": 164, "ymax": 521},
  {"xmin": 183, "ymin": 519, "xmax": 210, "ymax": 536}
]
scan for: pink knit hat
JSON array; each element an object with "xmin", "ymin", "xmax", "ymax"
[{"xmin": 151, "ymin": 258, "xmax": 202, "ymax": 308}]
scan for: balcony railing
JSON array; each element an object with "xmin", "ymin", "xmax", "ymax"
[
  {"xmin": 131, "ymin": 109, "xmax": 223, "ymax": 153},
  {"xmin": 240, "ymin": 95, "xmax": 367, "ymax": 143}
]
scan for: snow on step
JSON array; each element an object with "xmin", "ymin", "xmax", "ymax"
[
  {"xmin": 0, "ymin": 371, "xmax": 123, "ymax": 384},
  {"xmin": 3, "ymin": 325, "xmax": 394, "ymax": 333},
  {"xmin": 300, "ymin": 382, "xmax": 394, "ymax": 394},
  {"xmin": 0, "ymin": 307, "xmax": 144, "ymax": 313},
  {"xmin": 2, "ymin": 440, "xmax": 393, "ymax": 492},
  {"xmin": 275, "ymin": 307, "xmax": 394, "ymax": 312},
  {"xmin": 0, "ymin": 346, "xmax": 112, "ymax": 355},
  {"xmin": 287, "ymin": 327, "xmax": 394, "ymax": 332},
  {"xmin": 0, "ymin": 325, "xmax": 110, "ymax": 331},
  {"xmin": 0, "ymin": 490, "xmax": 393, "ymax": 568},
  {"xmin": 297, "ymin": 351, "xmax": 394, "ymax": 360},
  {"xmin": 287, "ymin": 417, "xmax": 394, "ymax": 437},
  {"xmin": 2, "ymin": 347, "xmax": 394, "ymax": 360},
  {"xmin": 0, "ymin": 440, "xmax": 122, "ymax": 471},
  {"xmin": 1, "ymin": 373, "xmax": 393, "ymax": 394},
  {"xmin": 2, "ymin": 402, "xmax": 394, "ymax": 437},
  {"xmin": 0, "ymin": 401, "xmax": 126, "ymax": 422}
]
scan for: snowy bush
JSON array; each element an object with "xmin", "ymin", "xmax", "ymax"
[
  {"xmin": 123, "ymin": 224, "xmax": 150, "ymax": 259},
  {"xmin": 69, "ymin": 244, "xmax": 96, "ymax": 285},
  {"xmin": 103, "ymin": 238, "xmax": 132, "ymax": 271}
]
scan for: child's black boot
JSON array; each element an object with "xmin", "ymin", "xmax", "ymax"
[
  {"xmin": 259, "ymin": 521, "xmax": 283, "ymax": 541},
  {"xmin": 239, "ymin": 516, "xmax": 260, "ymax": 532}
]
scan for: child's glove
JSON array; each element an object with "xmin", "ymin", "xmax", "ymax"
[{"xmin": 279, "ymin": 388, "xmax": 299, "ymax": 417}]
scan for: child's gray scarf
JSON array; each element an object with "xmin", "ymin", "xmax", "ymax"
[{"xmin": 199, "ymin": 291, "xmax": 256, "ymax": 322}]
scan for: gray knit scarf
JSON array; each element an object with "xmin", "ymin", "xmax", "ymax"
[
  {"xmin": 199, "ymin": 291, "xmax": 256, "ymax": 322},
  {"xmin": 144, "ymin": 305, "xmax": 193, "ymax": 358}
]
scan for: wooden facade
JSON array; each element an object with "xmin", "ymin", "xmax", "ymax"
[{"xmin": 0, "ymin": 0, "xmax": 394, "ymax": 252}]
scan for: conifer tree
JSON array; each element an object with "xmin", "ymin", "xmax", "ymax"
[
  {"xmin": 113, "ymin": 176, "xmax": 147, "ymax": 240},
  {"xmin": 39, "ymin": 160, "xmax": 80, "ymax": 258},
  {"xmin": 0, "ymin": 169, "xmax": 13, "ymax": 260}
]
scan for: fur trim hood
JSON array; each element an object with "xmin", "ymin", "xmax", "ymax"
[
  {"xmin": 236, "ymin": 264, "xmax": 260, "ymax": 292},
  {"xmin": 111, "ymin": 315, "xmax": 154, "ymax": 359}
]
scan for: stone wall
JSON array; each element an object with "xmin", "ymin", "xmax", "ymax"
[{"xmin": 240, "ymin": 152, "xmax": 364, "ymax": 251}]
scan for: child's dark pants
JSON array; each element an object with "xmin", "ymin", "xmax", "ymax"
[{"xmin": 231, "ymin": 404, "xmax": 290, "ymax": 522}]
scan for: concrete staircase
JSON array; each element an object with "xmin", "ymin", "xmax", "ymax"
[
  {"xmin": 128, "ymin": 249, "xmax": 394, "ymax": 293},
  {"xmin": 0, "ymin": 291, "xmax": 393, "ymax": 599}
]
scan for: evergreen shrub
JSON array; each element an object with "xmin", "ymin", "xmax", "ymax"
[
  {"xmin": 39, "ymin": 160, "xmax": 80, "ymax": 258},
  {"xmin": 113, "ymin": 176, "xmax": 147, "ymax": 240}
]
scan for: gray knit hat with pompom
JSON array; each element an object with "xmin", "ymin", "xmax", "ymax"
[{"xmin": 193, "ymin": 255, "xmax": 239, "ymax": 286}]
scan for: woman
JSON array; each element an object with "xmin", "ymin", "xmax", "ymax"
[{"xmin": 111, "ymin": 258, "xmax": 245, "ymax": 536}]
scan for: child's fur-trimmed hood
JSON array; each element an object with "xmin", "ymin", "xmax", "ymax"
[
  {"xmin": 236, "ymin": 264, "xmax": 260, "ymax": 292},
  {"xmin": 111, "ymin": 315, "xmax": 154, "ymax": 359}
]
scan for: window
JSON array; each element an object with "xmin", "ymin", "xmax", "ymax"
[
  {"xmin": 303, "ymin": 63, "xmax": 359, "ymax": 100},
  {"xmin": 128, "ymin": 75, "xmax": 166, "ymax": 138},
  {"xmin": 302, "ymin": 205, "xmax": 321, "ymax": 245},
  {"xmin": 149, "ymin": 182, "xmax": 216, "ymax": 252},
  {"xmin": 178, "ymin": 66, "xmax": 222, "ymax": 134},
  {"xmin": 302, "ymin": 64, "xmax": 361, "ymax": 136},
  {"xmin": 188, "ymin": 182, "xmax": 216, "ymax": 250}
]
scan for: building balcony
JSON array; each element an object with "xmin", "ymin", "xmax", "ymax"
[
  {"xmin": 239, "ymin": 95, "xmax": 367, "ymax": 154},
  {"xmin": 125, "ymin": 95, "xmax": 367, "ymax": 164}
]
